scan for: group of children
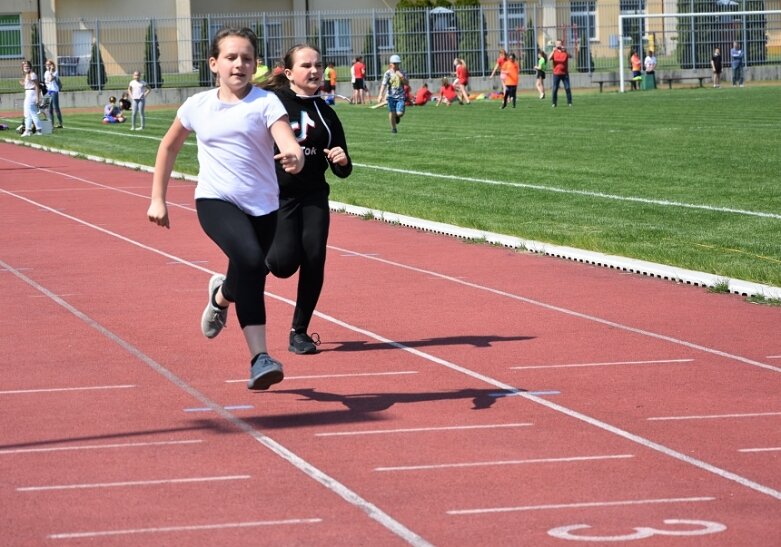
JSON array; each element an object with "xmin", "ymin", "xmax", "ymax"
[{"xmin": 102, "ymin": 71, "xmax": 151, "ymax": 129}]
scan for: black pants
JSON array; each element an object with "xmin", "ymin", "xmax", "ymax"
[
  {"xmin": 502, "ymin": 85, "xmax": 517, "ymax": 108},
  {"xmin": 196, "ymin": 199, "xmax": 276, "ymax": 328},
  {"xmin": 266, "ymin": 189, "xmax": 330, "ymax": 333}
]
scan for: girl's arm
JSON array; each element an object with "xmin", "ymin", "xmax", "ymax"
[
  {"xmin": 148, "ymin": 118, "xmax": 190, "ymax": 228},
  {"xmin": 270, "ymin": 117, "xmax": 304, "ymax": 175}
]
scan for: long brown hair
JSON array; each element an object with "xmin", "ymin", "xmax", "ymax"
[{"xmin": 260, "ymin": 43, "xmax": 321, "ymax": 91}]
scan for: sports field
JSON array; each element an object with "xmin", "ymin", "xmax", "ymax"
[{"xmin": 2, "ymin": 84, "xmax": 780, "ymax": 289}]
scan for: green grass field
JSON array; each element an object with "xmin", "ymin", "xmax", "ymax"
[{"xmin": 2, "ymin": 85, "xmax": 780, "ymax": 288}]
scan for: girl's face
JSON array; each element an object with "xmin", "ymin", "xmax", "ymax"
[
  {"xmin": 209, "ymin": 35, "xmax": 255, "ymax": 91},
  {"xmin": 22, "ymin": 62, "xmax": 30, "ymax": 73},
  {"xmin": 286, "ymin": 47, "xmax": 323, "ymax": 96}
]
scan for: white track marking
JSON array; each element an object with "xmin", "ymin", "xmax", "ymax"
[
  {"xmin": 0, "ymin": 384, "xmax": 135, "ymax": 395},
  {"xmin": 225, "ymin": 371, "xmax": 419, "ymax": 383},
  {"xmin": 48, "ymin": 518, "xmax": 322, "ymax": 539},
  {"xmin": 2, "ymin": 168, "xmax": 781, "ymax": 508},
  {"xmin": 0, "ymin": 258, "xmax": 432, "ymax": 547},
  {"xmin": 511, "ymin": 359, "xmax": 694, "ymax": 370},
  {"xmin": 17, "ymin": 475, "xmax": 251, "ymax": 492},
  {"xmin": 648, "ymin": 412, "xmax": 781, "ymax": 421},
  {"xmin": 0, "ymin": 440, "xmax": 202, "ymax": 455},
  {"xmin": 375, "ymin": 454, "xmax": 634, "ymax": 472},
  {"xmin": 327, "ymin": 245, "xmax": 781, "ymax": 375},
  {"xmin": 738, "ymin": 447, "xmax": 781, "ymax": 453},
  {"xmin": 447, "ymin": 497, "xmax": 716, "ymax": 515},
  {"xmin": 316, "ymin": 423, "xmax": 534, "ymax": 437}
]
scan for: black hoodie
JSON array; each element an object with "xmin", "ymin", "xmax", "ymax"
[{"xmin": 273, "ymin": 87, "xmax": 352, "ymax": 199}]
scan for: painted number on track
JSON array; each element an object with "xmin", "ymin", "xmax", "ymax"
[{"xmin": 548, "ymin": 519, "xmax": 727, "ymax": 541}]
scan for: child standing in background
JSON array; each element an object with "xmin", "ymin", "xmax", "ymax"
[{"xmin": 127, "ymin": 71, "xmax": 151, "ymax": 130}]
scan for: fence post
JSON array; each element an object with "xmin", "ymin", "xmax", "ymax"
[
  {"xmin": 479, "ymin": 5, "xmax": 486, "ymax": 75},
  {"xmin": 425, "ymin": 7, "xmax": 432, "ymax": 80},
  {"xmin": 96, "ymin": 19, "xmax": 102, "ymax": 92}
]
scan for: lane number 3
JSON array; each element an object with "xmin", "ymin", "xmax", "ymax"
[{"xmin": 548, "ymin": 519, "xmax": 727, "ymax": 541}]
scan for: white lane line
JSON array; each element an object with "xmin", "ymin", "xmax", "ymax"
[
  {"xmin": 648, "ymin": 412, "xmax": 781, "ymax": 421},
  {"xmin": 355, "ymin": 163, "xmax": 781, "ymax": 220},
  {"xmin": 511, "ymin": 359, "xmax": 694, "ymax": 370},
  {"xmin": 0, "ymin": 439, "xmax": 202, "ymax": 455},
  {"xmin": 767, "ymin": 355, "xmax": 781, "ymax": 359},
  {"xmin": 184, "ymin": 405, "xmax": 254, "ymax": 412},
  {"xmin": 738, "ymin": 447, "xmax": 781, "ymax": 453},
  {"xmin": 4, "ymin": 179, "xmax": 781, "ymax": 508},
  {"xmin": 225, "ymin": 371, "xmax": 419, "ymax": 383},
  {"xmin": 316, "ymin": 423, "xmax": 534, "ymax": 437},
  {"xmin": 327, "ymin": 244, "xmax": 781, "ymax": 375},
  {"xmin": 447, "ymin": 496, "xmax": 716, "ymax": 516},
  {"xmin": 375, "ymin": 454, "xmax": 634, "ymax": 472},
  {"xmin": 0, "ymin": 258, "xmax": 431, "ymax": 547},
  {"xmin": 17, "ymin": 474, "xmax": 251, "ymax": 492},
  {"xmin": 48, "ymin": 518, "xmax": 322, "ymax": 539},
  {"xmin": 0, "ymin": 384, "xmax": 135, "ymax": 395}
]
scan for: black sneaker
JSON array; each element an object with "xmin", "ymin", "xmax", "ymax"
[{"xmin": 289, "ymin": 331, "xmax": 320, "ymax": 355}]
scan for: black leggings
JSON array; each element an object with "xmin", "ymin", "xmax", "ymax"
[
  {"xmin": 196, "ymin": 199, "xmax": 276, "ymax": 328},
  {"xmin": 266, "ymin": 190, "xmax": 330, "ymax": 333},
  {"xmin": 503, "ymin": 85, "xmax": 517, "ymax": 107}
]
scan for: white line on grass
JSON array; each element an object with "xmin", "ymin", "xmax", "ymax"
[{"xmin": 354, "ymin": 163, "xmax": 781, "ymax": 220}]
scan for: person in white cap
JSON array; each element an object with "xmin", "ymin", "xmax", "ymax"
[{"xmin": 377, "ymin": 54, "xmax": 408, "ymax": 133}]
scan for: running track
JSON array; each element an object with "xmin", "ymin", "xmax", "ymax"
[{"xmin": 1, "ymin": 142, "xmax": 780, "ymax": 546}]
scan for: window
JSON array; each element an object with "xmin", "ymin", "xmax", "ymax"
[
  {"xmin": 375, "ymin": 18, "xmax": 394, "ymax": 51},
  {"xmin": 499, "ymin": 3, "xmax": 526, "ymax": 48},
  {"xmin": 0, "ymin": 14, "xmax": 22, "ymax": 59},
  {"xmin": 322, "ymin": 19, "xmax": 351, "ymax": 53},
  {"xmin": 571, "ymin": 1, "xmax": 597, "ymax": 41},
  {"xmin": 621, "ymin": 0, "xmax": 646, "ymax": 41}
]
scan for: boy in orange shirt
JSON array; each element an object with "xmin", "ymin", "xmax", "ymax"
[{"xmin": 500, "ymin": 53, "xmax": 520, "ymax": 109}]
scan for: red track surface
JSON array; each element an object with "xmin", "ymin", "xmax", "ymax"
[{"xmin": 1, "ymin": 142, "xmax": 780, "ymax": 546}]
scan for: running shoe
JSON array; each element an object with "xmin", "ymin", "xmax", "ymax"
[
  {"xmin": 201, "ymin": 274, "xmax": 227, "ymax": 338},
  {"xmin": 247, "ymin": 353, "xmax": 284, "ymax": 390},
  {"xmin": 289, "ymin": 331, "xmax": 320, "ymax": 355}
]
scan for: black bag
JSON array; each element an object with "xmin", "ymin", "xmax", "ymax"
[{"xmin": 38, "ymin": 80, "xmax": 47, "ymax": 95}]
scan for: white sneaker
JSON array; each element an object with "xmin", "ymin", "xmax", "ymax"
[
  {"xmin": 200, "ymin": 274, "xmax": 228, "ymax": 338},
  {"xmin": 21, "ymin": 131, "xmax": 31, "ymax": 137}
]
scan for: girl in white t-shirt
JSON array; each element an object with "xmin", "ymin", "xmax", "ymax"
[
  {"xmin": 19, "ymin": 60, "xmax": 41, "ymax": 136},
  {"xmin": 127, "ymin": 71, "xmax": 150, "ymax": 130},
  {"xmin": 147, "ymin": 27, "xmax": 304, "ymax": 391}
]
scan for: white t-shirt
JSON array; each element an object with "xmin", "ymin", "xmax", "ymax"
[
  {"xmin": 177, "ymin": 86, "xmax": 287, "ymax": 216},
  {"xmin": 128, "ymin": 79, "xmax": 148, "ymax": 100},
  {"xmin": 24, "ymin": 73, "xmax": 39, "ymax": 105}
]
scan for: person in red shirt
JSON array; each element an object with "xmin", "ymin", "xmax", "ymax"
[
  {"xmin": 453, "ymin": 58, "xmax": 471, "ymax": 104},
  {"xmin": 436, "ymin": 77, "xmax": 459, "ymax": 106},
  {"xmin": 351, "ymin": 56, "xmax": 366, "ymax": 104},
  {"xmin": 489, "ymin": 47, "xmax": 508, "ymax": 94},
  {"xmin": 549, "ymin": 40, "xmax": 572, "ymax": 107},
  {"xmin": 414, "ymin": 83, "xmax": 432, "ymax": 105},
  {"xmin": 500, "ymin": 53, "xmax": 520, "ymax": 109}
]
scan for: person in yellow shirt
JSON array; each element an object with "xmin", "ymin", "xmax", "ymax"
[{"xmin": 252, "ymin": 57, "xmax": 270, "ymax": 84}]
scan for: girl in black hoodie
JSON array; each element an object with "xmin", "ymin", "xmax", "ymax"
[{"xmin": 261, "ymin": 44, "xmax": 352, "ymax": 354}]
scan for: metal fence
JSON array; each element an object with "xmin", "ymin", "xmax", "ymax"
[{"xmin": 1, "ymin": 1, "xmax": 780, "ymax": 94}]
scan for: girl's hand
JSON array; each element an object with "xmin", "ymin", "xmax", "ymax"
[
  {"xmin": 147, "ymin": 199, "xmax": 170, "ymax": 229},
  {"xmin": 324, "ymin": 147, "xmax": 348, "ymax": 166},
  {"xmin": 274, "ymin": 151, "xmax": 304, "ymax": 174}
]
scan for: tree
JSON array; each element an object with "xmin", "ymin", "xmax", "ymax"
[
  {"xmin": 87, "ymin": 40, "xmax": 107, "ymax": 91},
  {"xmin": 145, "ymin": 21, "xmax": 164, "ymax": 88}
]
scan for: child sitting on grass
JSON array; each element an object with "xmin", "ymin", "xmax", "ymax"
[{"xmin": 102, "ymin": 96, "xmax": 126, "ymax": 124}]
